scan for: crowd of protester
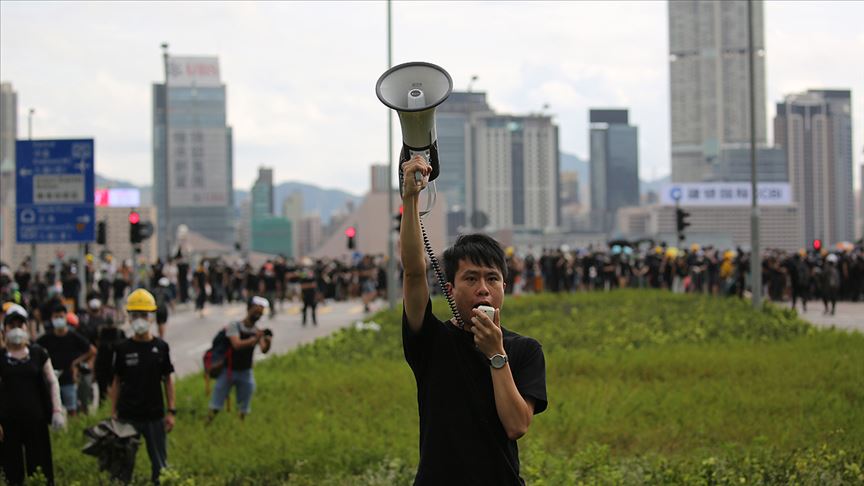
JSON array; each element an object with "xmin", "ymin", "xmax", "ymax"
[{"xmin": 495, "ymin": 243, "xmax": 864, "ymax": 315}]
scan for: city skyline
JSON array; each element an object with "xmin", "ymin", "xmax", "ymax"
[{"xmin": 1, "ymin": 1, "xmax": 861, "ymax": 196}]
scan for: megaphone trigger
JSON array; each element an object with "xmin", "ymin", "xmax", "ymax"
[{"xmin": 415, "ymin": 171, "xmax": 423, "ymax": 184}]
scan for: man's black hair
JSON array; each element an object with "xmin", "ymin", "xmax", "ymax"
[
  {"xmin": 442, "ymin": 234, "xmax": 508, "ymax": 284},
  {"xmin": 53, "ymin": 303, "xmax": 67, "ymax": 315}
]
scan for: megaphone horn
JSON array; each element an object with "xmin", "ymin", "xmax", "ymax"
[{"xmin": 376, "ymin": 62, "xmax": 453, "ymax": 182}]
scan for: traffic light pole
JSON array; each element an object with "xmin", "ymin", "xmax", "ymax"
[
  {"xmin": 747, "ymin": 0, "xmax": 762, "ymax": 310},
  {"xmin": 78, "ymin": 243, "xmax": 86, "ymax": 311}
]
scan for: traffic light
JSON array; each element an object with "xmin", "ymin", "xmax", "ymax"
[
  {"xmin": 345, "ymin": 226, "xmax": 356, "ymax": 250},
  {"xmin": 675, "ymin": 208, "xmax": 691, "ymax": 233},
  {"xmin": 96, "ymin": 221, "xmax": 107, "ymax": 245},
  {"xmin": 812, "ymin": 239, "xmax": 822, "ymax": 251},
  {"xmin": 129, "ymin": 211, "xmax": 141, "ymax": 244},
  {"xmin": 675, "ymin": 208, "xmax": 691, "ymax": 242}
]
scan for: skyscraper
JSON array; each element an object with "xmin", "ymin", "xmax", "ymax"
[
  {"xmin": 589, "ymin": 109, "xmax": 639, "ymax": 232},
  {"xmin": 668, "ymin": 0, "xmax": 767, "ymax": 182},
  {"xmin": 153, "ymin": 56, "xmax": 234, "ymax": 257},
  {"xmin": 0, "ymin": 82, "xmax": 17, "ymax": 209},
  {"xmin": 0, "ymin": 82, "xmax": 16, "ymax": 166},
  {"xmin": 436, "ymin": 91, "xmax": 492, "ymax": 213},
  {"xmin": 251, "ymin": 167, "xmax": 274, "ymax": 218},
  {"xmin": 774, "ymin": 89, "xmax": 854, "ymax": 246},
  {"xmin": 471, "ymin": 114, "xmax": 559, "ymax": 231},
  {"xmin": 369, "ymin": 164, "xmax": 390, "ymax": 194}
]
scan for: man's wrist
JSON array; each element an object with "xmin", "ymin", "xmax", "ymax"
[{"xmin": 167, "ymin": 408, "xmax": 177, "ymax": 416}]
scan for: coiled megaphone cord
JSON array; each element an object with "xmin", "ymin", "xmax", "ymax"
[{"xmin": 419, "ymin": 217, "xmax": 466, "ymax": 330}]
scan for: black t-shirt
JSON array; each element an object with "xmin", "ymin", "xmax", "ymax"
[
  {"xmin": 37, "ymin": 330, "xmax": 92, "ymax": 386},
  {"xmin": 0, "ymin": 345, "xmax": 52, "ymax": 423},
  {"xmin": 113, "ymin": 338, "xmax": 174, "ymax": 421},
  {"xmin": 403, "ymin": 299, "xmax": 547, "ymax": 486}
]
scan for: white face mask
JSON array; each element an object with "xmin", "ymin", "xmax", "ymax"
[
  {"xmin": 5, "ymin": 327, "xmax": 29, "ymax": 345},
  {"xmin": 52, "ymin": 317, "xmax": 67, "ymax": 330},
  {"xmin": 131, "ymin": 318, "xmax": 150, "ymax": 335}
]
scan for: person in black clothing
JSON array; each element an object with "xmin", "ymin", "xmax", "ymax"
[
  {"xmin": 95, "ymin": 306, "xmax": 125, "ymax": 399},
  {"xmin": 193, "ymin": 263, "xmax": 208, "ymax": 318},
  {"xmin": 299, "ymin": 259, "xmax": 319, "ymax": 326},
  {"xmin": 1, "ymin": 304, "xmax": 65, "ymax": 486},
  {"xmin": 153, "ymin": 278, "xmax": 173, "ymax": 339},
  {"xmin": 821, "ymin": 254, "xmax": 841, "ymax": 315},
  {"xmin": 110, "ymin": 289, "xmax": 176, "ymax": 484},
  {"xmin": 784, "ymin": 252, "xmax": 810, "ymax": 312},
  {"xmin": 37, "ymin": 304, "xmax": 96, "ymax": 416},
  {"xmin": 400, "ymin": 155, "xmax": 547, "ymax": 485},
  {"xmin": 207, "ymin": 296, "xmax": 272, "ymax": 422}
]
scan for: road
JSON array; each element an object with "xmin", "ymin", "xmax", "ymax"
[
  {"xmin": 153, "ymin": 298, "xmax": 385, "ymax": 377},
  {"xmin": 795, "ymin": 300, "xmax": 864, "ymax": 334}
]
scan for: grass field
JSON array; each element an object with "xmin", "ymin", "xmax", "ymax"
[{"xmin": 42, "ymin": 290, "xmax": 864, "ymax": 485}]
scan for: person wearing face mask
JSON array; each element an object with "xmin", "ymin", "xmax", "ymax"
[
  {"xmin": 206, "ymin": 296, "xmax": 272, "ymax": 423},
  {"xmin": 36, "ymin": 304, "xmax": 96, "ymax": 416},
  {"xmin": 0, "ymin": 304, "xmax": 65, "ymax": 486},
  {"xmin": 109, "ymin": 289, "xmax": 176, "ymax": 485}
]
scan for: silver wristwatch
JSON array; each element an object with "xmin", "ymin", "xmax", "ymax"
[{"xmin": 489, "ymin": 353, "xmax": 508, "ymax": 369}]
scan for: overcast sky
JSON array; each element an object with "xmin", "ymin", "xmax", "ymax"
[{"xmin": 2, "ymin": 1, "xmax": 862, "ymax": 196}]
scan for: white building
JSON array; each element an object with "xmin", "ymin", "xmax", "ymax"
[
  {"xmin": 668, "ymin": 0, "xmax": 767, "ymax": 183},
  {"xmin": 617, "ymin": 204, "xmax": 802, "ymax": 251},
  {"xmin": 471, "ymin": 114, "xmax": 559, "ymax": 231},
  {"xmin": 774, "ymin": 90, "xmax": 855, "ymax": 246}
]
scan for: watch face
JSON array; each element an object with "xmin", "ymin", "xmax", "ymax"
[{"xmin": 490, "ymin": 354, "xmax": 507, "ymax": 369}]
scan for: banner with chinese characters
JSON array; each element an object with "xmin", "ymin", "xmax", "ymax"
[
  {"xmin": 660, "ymin": 183, "xmax": 792, "ymax": 206},
  {"xmin": 168, "ymin": 127, "xmax": 229, "ymax": 207}
]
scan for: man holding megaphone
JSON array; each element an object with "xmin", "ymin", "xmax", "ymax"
[{"xmin": 385, "ymin": 62, "xmax": 547, "ymax": 485}]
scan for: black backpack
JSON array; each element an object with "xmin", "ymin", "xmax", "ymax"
[{"xmin": 202, "ymin": 325, "xmax": 234, "ymax": 379}]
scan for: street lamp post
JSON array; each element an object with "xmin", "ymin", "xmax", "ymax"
[
  {"xmin": 161, "ymin": 42, "xmax": 172, "ymax": 261},
  {"xmin": 28, "ymin": 108, "xmax": 37, "ymax": 280},
  {"xmin": 747, "ymin": 0, "xmax": 762, "ymax": 309},
  {"xmin": 385, "ymin": 1, "xmax": 398, "ymax": 309},
  {"xmin": 467, "ymin": 75, "xmax": 479, "ymax": 92}
]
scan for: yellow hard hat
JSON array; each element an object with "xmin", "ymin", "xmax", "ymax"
[
  {"xmin": 691, "ymin": 243, "xmax": 700, "ymax": 252},
  {"xmin": 126, "ymin": 288, "xmax": 157, "ymax": 312},
  {"xmin": 86, "ymin": 253, "xmax": 94, "ymax": 263},
  {"xmin": 666, "ymin": 247, "xmax": 679, "ymax": 258}
]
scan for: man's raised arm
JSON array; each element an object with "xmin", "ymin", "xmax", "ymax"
[{"xmin": 400, "ymin": 155, "xmax": 432, "ymax": 333}]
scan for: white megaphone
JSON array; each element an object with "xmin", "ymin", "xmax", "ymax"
[{"xmin": 376, "ymin": 62, "xmax": 453, "ymax": 184}]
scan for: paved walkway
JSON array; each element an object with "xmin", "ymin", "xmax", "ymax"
[{"xmin": 791, "ymin": 300, "xmax": 864, "ymax": 334}]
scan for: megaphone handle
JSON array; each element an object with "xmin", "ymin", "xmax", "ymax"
[{"xmin": 409, "ymin": 150, "xmax": 429, "ymax": 183}]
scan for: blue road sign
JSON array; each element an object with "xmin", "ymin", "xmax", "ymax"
[{"xmin": 15, "ymin": 139, "xmax": 95, "ymax": 243}]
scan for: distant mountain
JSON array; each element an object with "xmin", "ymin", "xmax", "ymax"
[
  {"xmin": 640, "ymin": 175, "xmax": 670, "ymax": 196},
  {"xmin": 560, "ymin": 151, "xmax": 589, "ymax": 181},
  {"xmin": 95, "ymin": 174, "xmax": 138, "ymax": 188},
  {"xmin": 235, "ymin": 182, "xmax": 362, "ymax": 225},
  {"xmin": 274, "ymin": 182, "xmax": 362, "ymax": 224},
  {"xmin": 95, "ymin": 174, "xmax": 359, "ymax": 224}
]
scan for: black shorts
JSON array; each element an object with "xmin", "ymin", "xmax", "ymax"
[{"xmin": 156, "ymin": 308, "xmax": 168, "ymax": 324}]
